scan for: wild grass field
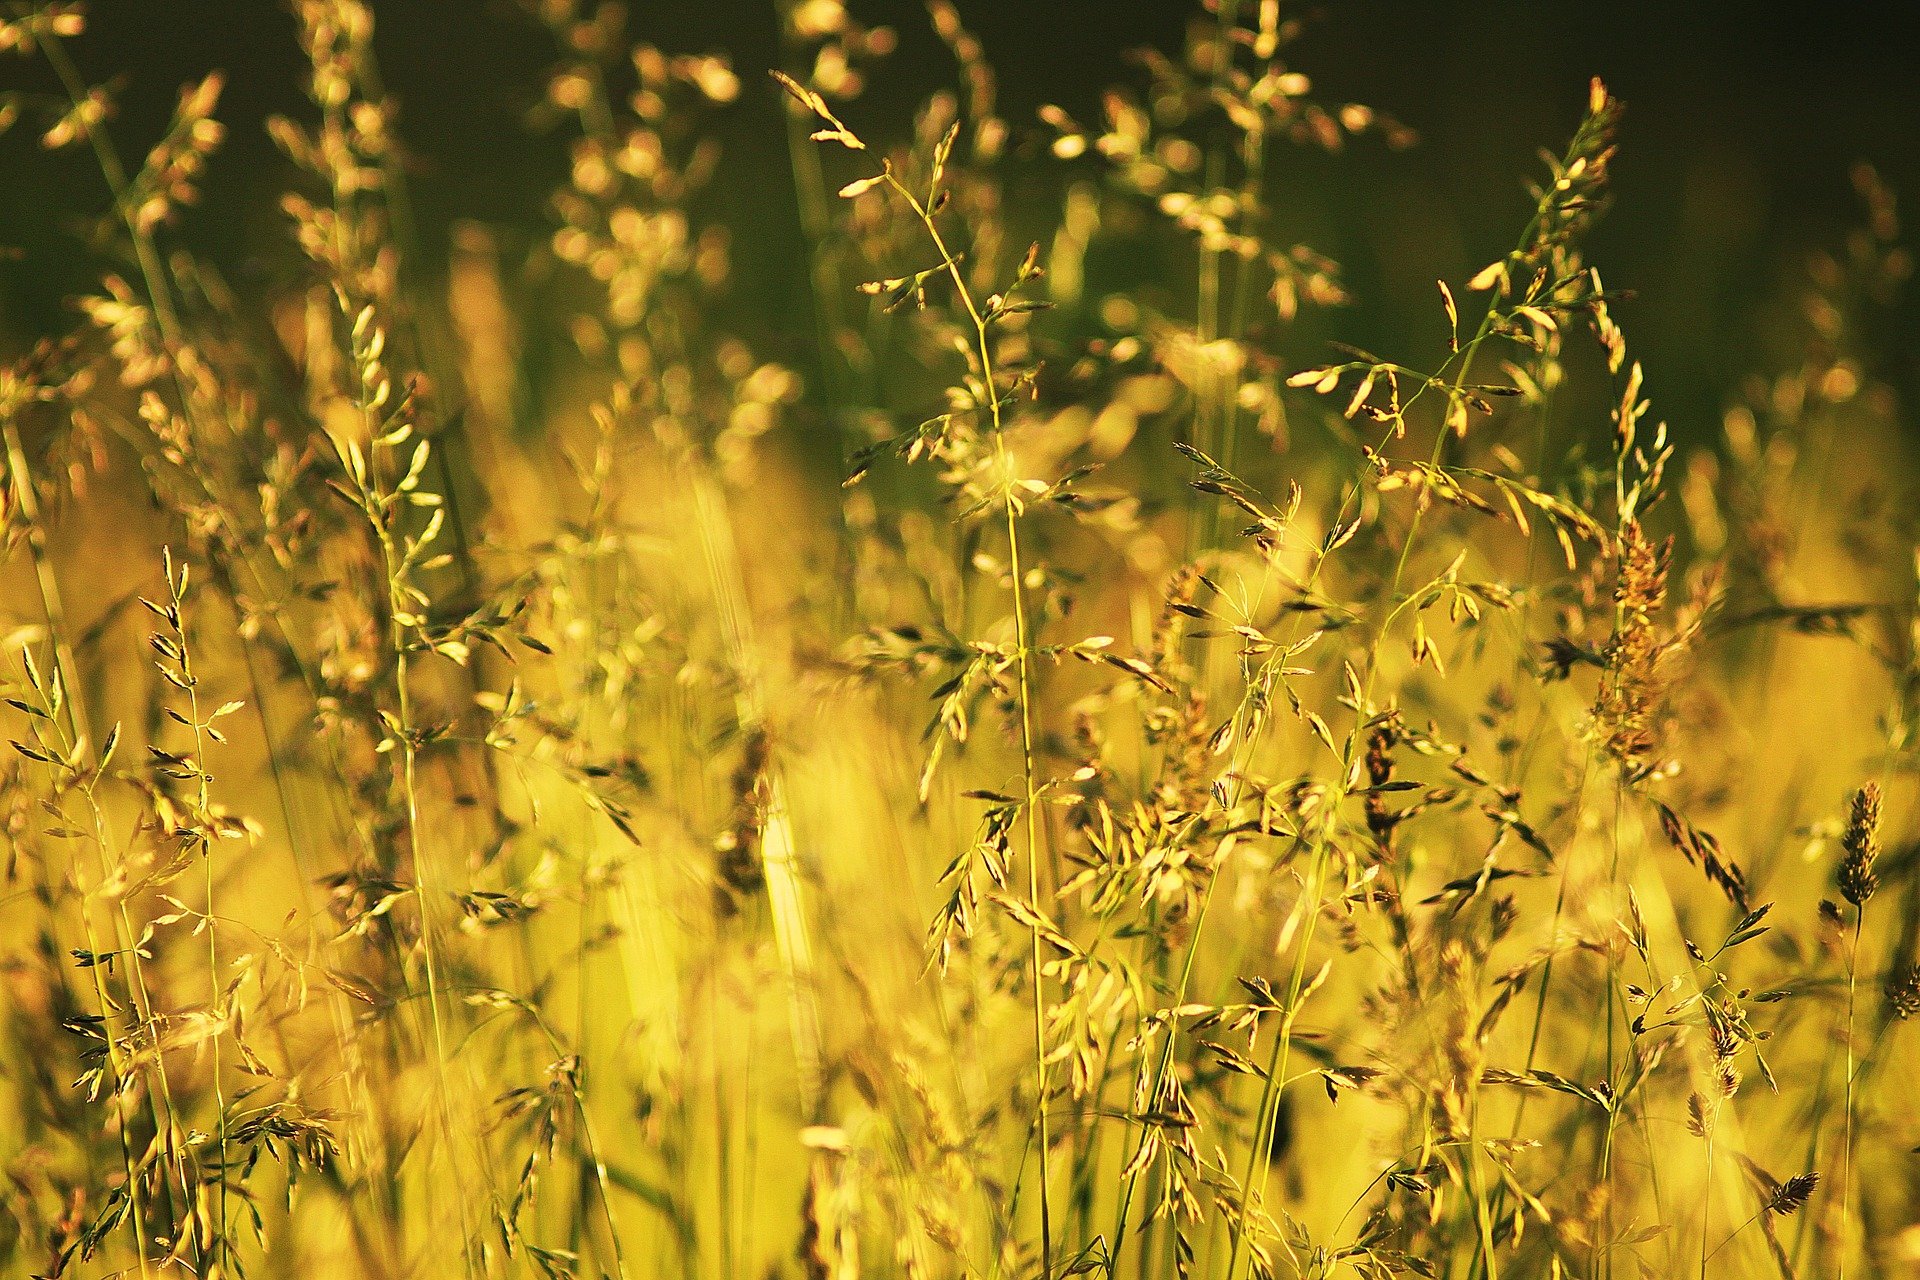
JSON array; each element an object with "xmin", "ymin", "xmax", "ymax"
[{"xmin": 0, "ymin": 1, "xmax": 1916, "ymax": 1278}]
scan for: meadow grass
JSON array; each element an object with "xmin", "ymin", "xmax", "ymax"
[{"xmin": 0, "ymin": 2, "xmax": 1916, "ymax": 1278}]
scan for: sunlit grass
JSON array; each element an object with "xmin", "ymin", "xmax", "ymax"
[{"xmin": 0, "ymin": 3, "xmax": 1915, "ymax": 1279}]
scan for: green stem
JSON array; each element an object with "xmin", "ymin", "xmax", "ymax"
[{"xmin": 1838, "ymin": 909, "xmax": 1863, "ymax": 1280}]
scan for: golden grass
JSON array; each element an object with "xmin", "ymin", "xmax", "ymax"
[{"xmin": 0, "ymin": 2, "xmax": 1916, "ymax": 1278}]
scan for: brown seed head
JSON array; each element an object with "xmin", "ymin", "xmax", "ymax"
[{"xmin": 1837, "ymin": 782, "xmax": 1881, "ymax": 908}]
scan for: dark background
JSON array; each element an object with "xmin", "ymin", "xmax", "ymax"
[{"xmin": 5, "ymin": 0, "xmax": 1919, "ymax": 440}]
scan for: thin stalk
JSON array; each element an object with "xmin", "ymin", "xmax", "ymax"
[
  {"xmin": 1603, "ymin": 782, "xmax": 1624, "ymax": 1280},
  {"xmin": 1466, "ymin": 1139, "xmax": 1501, "ymax": 1280},
  {"xmin": 1005, "ymin": 474, "xmax": 1055, "ymax": 1276},
  {"xmin": 168, "ymin": 565, "xmax": 232, "ymax": 1273},
  {"xmin": 1837, "ymin": 908, "xmax": 1864, "ymax": 1280},
  {"xmin": 1221, "ymin": 278, "xmax": 1510, "ymax": 1277},
  {"xmin": 875, "ymin": 165, "xmax": 1055, "ymax": 1276},
  {"xmin": 9, "ymin": 36, "xmax": 211, "ymax": 1250},
  {"xmin": 1106, "ymin": 488, "xmax": 1363, "ymax": 1277},
  {"xmin": 1699, "ymin": 1108, "xmax": 1716, "ymax": 1280},
  {"xmin": 4, "ymin": 689, "xmax": 154, "ymax": 1277},
  {"xmin": 1223, "ymin": 827, "xmax": 1327, "ymax": 1280},
  {"xmin": 2, "ymin": 410, "xmax": 176, "ymax": 1276},
  {"xmin": 371, "ymin": 511, "xmax": 483, "ymax": 1280}
]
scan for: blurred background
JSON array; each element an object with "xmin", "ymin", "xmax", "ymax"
[{"xmin": 3, "ymin": 0, "xmax": 1918, "ymax": 443}]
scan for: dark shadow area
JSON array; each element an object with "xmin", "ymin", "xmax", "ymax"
[{"xmin": 4, "ymin": 0, "xmax": 1916, "ymax": 438}]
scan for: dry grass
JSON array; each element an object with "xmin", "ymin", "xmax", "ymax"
[{"xmin": 0, "ymin": 2, "xmax": 1916, "ymax": 1278}]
